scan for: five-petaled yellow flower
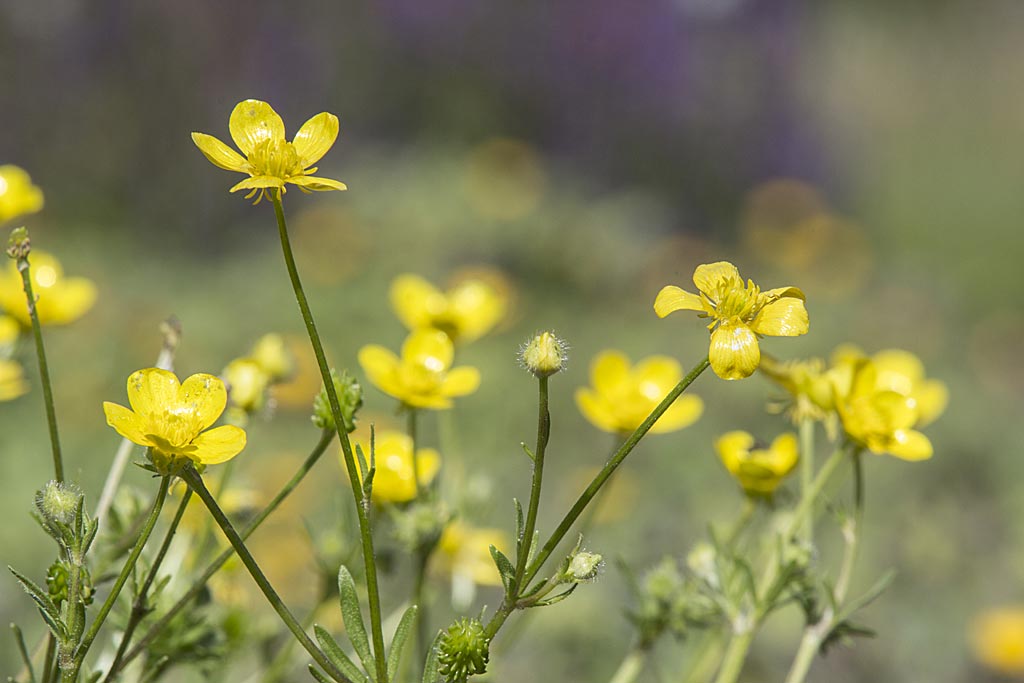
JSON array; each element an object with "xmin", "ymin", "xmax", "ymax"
[
  {"xmin": 390, "ymin": 272, "xmax": 507, "ymax": 344},
  {"xmin": 103, "ymin": 368, "xmax": 247, "ymax": 473},
  {"xmin": 575, "ymin": 350, "xmax": 703, "ymax": 434},
  {"xmin": 0, "ymin": 165, "xmax": 44, "ymax": 223},
  {"xmin": 0, "ymin": 251, "xmax": 97, "ymax": 327},
  {"xmin": 655, "ymin": 261, "xmax": 808, "ymax": 380},
  {"xmin": 358, "ymin": 330, "xmax": 480, "ymax": 409},
  {"xmin": 350, "ymin": 430, "xmax": 441, "ymax": 503},
  {"xmin": 715, "ymin": 431, "xmax": 799, "ymax": 496},
  {"xmin": 192, "ymin": 99, "xmax": 347, "ymax": 203}
]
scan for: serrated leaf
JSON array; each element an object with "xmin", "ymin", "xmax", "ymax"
[
  {"xmin": 315, "ymin": 625, "xmax": 369, "ymax": 683},
  {"xmin": 338, "ymin": 565, "xmax": 376, "ymax": 680},
  {"xmin": 387, "ymin": 605, "xmax": 418, "ymax": 682},
  {"xmin": 489, "ymin": 545, "xmax": 516, "ymax": 596},
  {"xmin": 308, "ymin": 665, "xmax": 333, "ymax": 683},
  {"xmin": 421, "ymin": 631, "xmax": 443, "ymax": 683},
  {"xmin": 9, "ymin": 566, "xmax": 64, "ymax": 638}
]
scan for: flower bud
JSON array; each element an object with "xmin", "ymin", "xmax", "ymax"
[
  {"xmin": 438, "ymin": 618, "xmax": 490, "ymax": 682},
  {"xmin": 312, "ymin": 369, "xmax": 363, "ymax": 432},
  {"xmin": 6, "ymin": 227, "xmax": 30, "ymax": 261},
  {"xmin": 520, "ymin": 331, "xmax": 566, "ymax": 378},
  {"xmin": 36, "ymin": 480, "xmax": 81, "ymax": 527},
  {"xmin": 566, "ymin": 550, "xmax": 603, "ymax": 583}
]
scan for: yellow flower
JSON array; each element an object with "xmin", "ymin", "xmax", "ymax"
[
  {"xmin": 0, "ymin": 314, "xmax": 19, "ymax": 355},
  {"xmin": 654, "ymin": 261, "xmax": 808, "ymax": 380},
  {"xmin": 575, "ymin": 350, "xmax": 703, "ymax": 434},
  {"xmin": 759, "ymin": 356, "xmax": 835, "ymax": 422},
  {"xmin": 192, "ymin": 99, "xmax": 347, "ymax": 203},
  {"xmin": 969, "ymin": 607, "xmax": 1024, "ymax": 676},
  {"xmin": 103, "ymin": 368, "xmax": 247, "ymax": 473},
  {"xmin": 350, "ymin": 430, "xmax": 441, "ymax": 503},
  {"xmin": 250, "ymin": 333, "xmax": 294, "ymax": 381},
  {"xmin": 223, "ymin": 358, "xmax": 271, "ymax": 414},
  {"xmin": 868, "ymin": 348, "xmax": 948, "ymax": 427},
  {"xmin": 390, "ymin": 272, "xmax": 507, "ymax": 344},
  {"xmin": 0, "ymin": 359, "xmax": 29, "ymax": 401},
  {"xmin": 436, "ymin": 521, "xmax": 509, "ymax": 588},
  {"xmin": 715, "ymin": 431, "xmax": 799, "ymax": 496},
  {"xmin": 358, "ymin": 330, "xmax": 480, "ymax": 409},
  {"xmin": 0, "ymin": 165, "xmax": 44, "ymax": 222},
  {"xmin": 0, "ymin": 251, "xmax": 96, "ymax": 327}
]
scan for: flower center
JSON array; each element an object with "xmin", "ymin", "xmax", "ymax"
[
  {"xmin": 147, "ymin": 406, "xmax": 203, "ymax": 450},
  {"xmin": 399, "ymin": 363, "xmax": 444, "ymax": 396},
  {"xmin": 715, "ymin": 281, "xmax": 760, "ymax": 320},
  {"xmin": 247, "ymin": 139, "xmax": 305, "ymax": 179}
]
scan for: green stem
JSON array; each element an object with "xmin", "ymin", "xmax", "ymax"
[
  {"xmin": 712, "ymin": 629, "xmax": 754, "ymax": 683},
  {"xmin": 17, "ymin": 256, "xmax": 63, "ymax": 482},
  {"xmin": 272, "ymin": 195, "xmax": 389, "ymax": 683},
  {"xmin": 724, "ymin": 498, "xmax": 757, "ymax": 549},
  {"xmin": 513, "ymin": 375, "xmax": 550, "ymax": 594},
  {"xmin": 608, "ymin": 645, "xmax": 646, "ymax": 683},
  {"xmin": 101, "ymin": 489, "xmax": 192, "ymax": 683},
  {"xmin": 42, "ymin": 635, "xmax": 55, "ymax": 683},
  {"xmin": 408, "ymin": 407, "xmax": 421, "ymax": 499},
  {"xmin": 180, "ymin": 466, "xmax": 348, "ymax": 683},
  {"xmin": 112, "ymin": 430, "xmax": 335, "ymax": 677},
  {"xmin": 68, "ymin": 476, "xmax": 170, "ymax": 682},
  {"xmin": 798, "ymin": 418, "xmax": 815, "ymax": 543}
]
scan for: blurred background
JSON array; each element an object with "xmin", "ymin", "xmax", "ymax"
[{"xmin": 2, "ymin": 0, "xmax": 1023, "ymax": 680}]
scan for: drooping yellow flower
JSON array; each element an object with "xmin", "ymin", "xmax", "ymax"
[
  {"xmin": 390, "ymin": 272, "xmax": 508, "ymax": 344},
  {"xmin": 0, "ymin": 251, "xmax": 96, "ymax": 327},
  {"xmin": 0, "ymin": 359, "xmax": 29, "ymax": 401},
  {"xmin": 654, "ymin": 261, "xmax": 808, "ymax": 380},
  {"xmin": 436, "ymin": 521, "xmax": 510, "ymax": 588},
  {"xmin": 103, "ymin": 368, "xmax": 247, "ymax": 473},
  {"xmin": 575, "ymin": 350, "xmax": 703, "ymax": 434},
  {"xmin": 715, "ymin": 431, "xmax": 799, "ymax": 496},
  {"xmin": 358, "ymin": 330, "xmax": 480, "ymax": 409},
  {"xmin": 350, "ymin": 430, "xmax": 441, "ymax": 503},
  {"xmin": 969, "ymin": 607, "xmax": 1024, "ymax": 676},
  {"xmin": 192, "ymin": 99, "xmax": 347, "ymax": 203},
  {"xmin": 0, "ymin": 165, "xmax": 44, "ymax": 222}
]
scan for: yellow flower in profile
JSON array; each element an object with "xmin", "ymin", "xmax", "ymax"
[
  {"xmin": 575, "ymin": 350, "xmax": 703, "ymax": 434},
  {"xmin": 868, "ymin": 348, "xmax": 948, "ymax": 427},
  {"xmin": 759, "ymin": 355, "xmax": 835, "ymax": 422},
  {"xmin": 654, "ymin": 261, "xmax": 808, "ymax": 380},
  {"xmin": 358, "ymin": 330, "xmax": 480, "ymax": 409},
  {"xmin": 969, "ymin": 607, "xmax": 1024, "ymax": 676},
  {"xmin": 103, "ymin": 368, "xmax": 247, "ymax": 473},
  {"xmin": 715, "ymin": 431, "xmax": 799, "ymax": 496},
  {"xmin": 0, "ymin": 359, "xmax": 29, "ymax": 401},
  {"xmin": 0, "ymin": 165, "xmax": 44, "ymax": 222},
  {"xmin": 350, "ymin": 431, "xmax": 441, "ymax": 503},
  {"xmin": 250, "ymin": 333, "xmax": 294, "ymax": 381},
  {"xmin": 223, "ymin": 358, "xmax": 271, "ymax": 414},
  {"xmin": 0, "ymin": 251, "xmax": 97, "ymax": 327},
  {"xmin": 436, "ymin": 521, "xmax": 509, "ymax": 588},
  {"xmin": 192, "ymin": 99, "xmax": 347, "ymax": 203},
  {"xmin": 389, "ymin": 272, "xmax": 507, "ymax": 344}
]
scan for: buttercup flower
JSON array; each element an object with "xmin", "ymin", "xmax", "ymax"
[
  {"xmin": 0, "ymin": 251, "xmax": 96, "ymax": 327},
  {"xmin": 390, "ymin": 272, "xmax": 507, "ymax": 344},
  {"xmin": 0, "ymin": 165, "xmax": 44, "ymax": 222},
  {"xmin": 865, "ymin": 348, "xmax": 948, "ymax": 427},
  {"xmin": 192, "ymin": 99, "xmax": 347, "ymax": 203},
  {"xmin": 0, "ymin": 359, "xmax": 29, "ymax": 401},
  {"xmin": 103, "ymin": 368, "xmax": 247, "ymax": 473},
  {"xmin": 223, "ymin": 358, "xmax": 271, "ymax": 415},
  {"xmin": 575, "ymin": 350, "xmax": 703, "ymax": 434},
  {"xmin": 350, "ymin": 430, "xmax": 440, "ymax": 503},
  {"xmin": 358, "ymin": 330, "xmax": 480, "ymax": 409},
  {"xmin": 759, "ymin": 356, "xmax": 835, "ymax": 423},
  {"xmin": 654, "ymin": 261, "xmax": 808, "ymax": 380},
  {"xmin": 715, "ymin": 431, "xmax": 799, "ymax": 496},
  {"xmin": 969, "ymin": 606, "xmax": 1024, "ymax": 676},
  {"xmin": 250, "ymin": 333, "xmax": 294, "ymax": 381}
]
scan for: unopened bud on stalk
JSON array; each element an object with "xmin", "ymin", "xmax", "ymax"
[
  {"xmin": 438, "ymin": 618, "xmax": 490, "ymax": 682},
  {"xmin": 6, "ymin": 227, "xmax": 30, "ymax": 261},
  {"xmin": 520, "ymin": 331, "xmax": 566, "ymax": 378},
  {"xmin": 567, "ymin": 550, "xmax": 603, "ymax": 583},
  {"xmin": 312, "ymin": 369, "xmax": 362, "ymax": 432},
  {"xmin": 36, "ymin": 480, "xmax": 81, "ymax": 527}
]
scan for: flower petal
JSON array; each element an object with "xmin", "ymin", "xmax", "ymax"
[
  {"xmin": 287, "ymin": 175, "xmax": 347, "ymax": 191},
  {"xmin": 440, "ymin": 366, "xmax": 480, "ymax": 398},
  {"xmin": 750, "ymin": 297, "xmax": 809, "ymax": 337},
  {"xmin": 229, "ymin": 100, "xmax": 285, "ymax": 156},
  {"xmin": 103, "ymin": 401, "xmax": 151, "ymax": 446},
  {"xmin": 191, "ymin": 132, "xmax": 249, "ymax": 172},
  {"xmin": 913, "ymin": 379, "xmax": 949, "ymax": 427},
  {"xmin": 650, "ymin": 394, "xmax": 703, "ymax": 434},
  {"xmin": 693, "ymin": 262, "xmax": 742, "ymax": 300},
  {"xmin": 179, "ymin": 373, "xmax": 228, "ymax": 430},
  {"xmin": 590, "ymin": 350, "xmax": 631, "ymax": 396},
  {"xmin": 128, "ymin": 368, "xmax": 181, "ymax": 418},
  {"xmin": 402, "ymin": 329, "xmax": 454, "ymax": 372},
  {"xmin": 715, "ymin": 430, "xmax": 755, "ymax": 475},
  {"xmin": 45, "ymin": 277, "xmax": 97, "ymax": 326},
  {"xmin": 654, "ymin": 285, "xmax": 704, "ymax": 318},
  {"xmin": 574, "ymin": 387, "xmax": 619, "ymax": 433},
  {"xmin": 448, "ymin": 279, "xmax": 506, "ymax": 342},
  {"xmin": 762, "ymin": 286, "xmax": 806, "ymax": 301},
  {"xmin": 190, "ymin": 425, "xmax": 247, "ymax": 465},
  {"xmin": 230, "ymin": 176, "xmax": 284, "ymax": 193},
  {"xmin": 709, "ymin": 322, "xmax": 760, "ymax": 380},
  {"xmin": 390, "ymin": 274, "xmax": 444, "ymax": 331},
  {"xmin": 358, "ymin": 345, "xmax": 402, "ymax": 396},
  {"xmin": 292, "ymin": 112, "xmax": 340, "ymax": 166},
  {"xmin": 886, "ymin": 429, "xmax": 933, "ymax": 461},
  {"xmin": 767, "ymin": 433, "xmax": 800, "ymax": 472},
  {"xmin": 633, "ymin": 355, "xmax": 683, "ymax": 397}
]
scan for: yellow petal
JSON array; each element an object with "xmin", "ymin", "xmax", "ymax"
[
  {"xmin": 913, "ymin": 379, "xmax": 949, "ymax": 427},
  {"xmin": 190, "ymin": 425, "xmax": 247, "ymax": 465},
  {"xmin": 633, "ymin": 355, "xmax": 682, "ymax": 397},
  {"xmin": 390, "ymin": 274, "xmax": 443, "ymax": 330},
  {"xmin": 229, "ymin": 100, "xmax": 285, "ymax": 156},
  {"xmin": 590, "ymin": 350, "xmax": 631, "ymax": 396},
  {"xmin": 886, "ymin": 429, "xmax": 933, "ymax": 461},
  {"xmin": 692, "ymin": 262, "xmax": 742, "ymax": 300},
  {"xmin": 358, "ymin": 345, "xmax": 402, "ymax": 395},
  {"xmin": 447, "ymin": 279, "xmax": 506, "ymax": 342},
  {"xmin": 709, "ymin": 322, "xmax": 760, "ymax": 380},
  {"xmin": 41, "ymin": 277, "xmax": 97, "ymax": 325},
  {"xmin": 402, "ymin": 329, "xmax": 454, "ymax": 372},
  {"xmin": 191, "ymin": 132, "xmax": 249, "ymax": 172},
  {"xmin": 0, "ymin": 360, "xmax": 29, "ymax": 401},
  {"xmin": 574, "ymin": 387, "xmax": 619, "ymax": 433},
  {"xmin": 292, "ymin": 112, "xmax": 340, "ymax": 166},
  {"xmin": 230, "ymin": 176, "xmax": 284, "ymax": 193},
  {"xmin": 103, "ymin": 401, "xmax": 151, "ymax": 446},
  {"xmin": 767, "ymin": 433, "xmax": 800, "ymax": 473},
  {"xmin": 750, "ymin": 297, "xmax": 809, "ymax": 337},
  {"xmin": 650, "ymin": 394, "xmax": 703, "ymax": 434},
  {"xmin": 179, "ymin": 373, "xmax": 229, "ymax": 430},
  {"xmin": 654, "ymin": 285, "xmax": 704, "ymax": 318},
  {"xmin": 127, "ymin": 368, "xmax": 181, "ymax": 418},
  {"xmin": 715, "ymin": 430, "xmax": 755, "ymax": 475},
  {"xmin": 762, "ymin": 286, "xmax": 806, "ymax": 301},
  {"xmin": 287, "ymin": 175, "xmax": 347, "ymax": 191},
  {"xmin": 440, "ymin": 366, "xmax": 481, "ymax": 398}
]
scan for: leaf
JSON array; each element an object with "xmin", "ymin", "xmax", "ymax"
[
  {"xmin": 387, "ymin": 605, "xmax": 418, "ymax": 682},
  {"xmin": 8, "ymin": 566, "xmax": 65, "ymax": 639},
  {"xmin": 835, "ymin": 570, "xmax": 896, "ymax": 624},
  {"xmin": 489, "ymin": 545, "xmax": 516, "ymax": 596},
  {"xmin": 520, "ymin": 442, "xmax": 535, "ymax": 462},
  {"xmin": 337, "ymin": 565, "xmax": 376, "ymax": 680},
  {"xmin": 513, "ymin": 498, "xmax": 524, "ymax": 549},
  {"xmin": 532, "ymin": 584, "xmax": 577, "ymax": 607},
  {"xmin": 421, "ymin": 631, "xmax": 443, "ymax": 683},
  {"xmin": 315, "ymin": 625, "xmax": 370, "ymax": 683},
  {"xmin": 308, "ymin": 665, "xmax": 333, "ymax": 683},
  {"xmin": 525, "ymin": 530, "xmax": 539, "ymax": 567},
  {"xmin": 354, "ymin": 444, "xmax": 369, "ymax": 482}
]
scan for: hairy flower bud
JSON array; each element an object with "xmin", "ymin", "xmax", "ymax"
[
  {"xmin": 438, "ymin": 618, "xmax": 490, "ymax": 682},
  {"xmin": 312, "ymin": 369, "xmax": 363, "ymax": 432},
  {"xmin": 566, "ymin": 550, "xmax": 603, "ymax": 583},
  {"xmin": 36, "ymin": 480, "xmax": 81, "ymax": 527},
  {"xmin": 520, "ymin": 331, "xmax": 566, "ymax": 378}
]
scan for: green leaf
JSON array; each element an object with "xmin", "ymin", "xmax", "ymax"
[
  {"xmin": 421, "ymin": 631, "xmax": 443, "ymax": 683},
  {"xmin": 337, "ymin": 565, "xmax": 376, "ymax": 680},
  {"xmin": 525, "ymin": 530, "xmax": 539, "ymax": 567},
  {"xmin": 836, "ymin": 570, "xmax": 896, "ymax": 624},
  {"xmin": 513, "ymin": 499, "xmax": 524, "ymax": 551},
  {"xmin": 315, "ymin": 625, "xmax": 370, "ymax": 683},
  {"xmin": 489, "ymin": 545, "xmax": 516, "ymax": 596},
  {"xmin": 355, "ymin": 444, "xmax": 369, "ymax": 482},
  {"xmin": 8, "ymin": 566, "xmax": 65, "ymax": 639},
  {"xmin": 532, "ymin": 584, "xmax": 577, "ymax": 607},
  {"xmin": 308, "ymin": 665, "xmax": 333, "ymax": 683},
  {"xmin": 520, "ymin": 442, "xmax": 535, "ymax": 462},
  {"xmin": 387, "ymin": 605, "xmax": 418, "ymax": 682}
]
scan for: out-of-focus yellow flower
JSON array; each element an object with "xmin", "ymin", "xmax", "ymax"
[
  {"xmin": 0, "ymin": 165, "xmax": 44, "ymax": 222},
  {"xmin": 760, "ymin": 356, "xmax": 836, "ymax": 422},
  {"xmin": 575, "ymin": 350, "xmax": 703, "ymax": 434},
  {"xmin": 192, "ymin": 99, "xmax": 347, "ymax": 203},
  {"xmin": 103, "ymin": 368, "xmax": 246, "ymax": 473},
  {"xmin": 716, "ymin": 431, "xmax": 799, "ymax": 496},
  {"xmin": 223, "ymin": 358, "xmax": 271, "ymax": 414},
  {"xmin": 969, "ymin": 607, "xmax": 1024, "ymax": 676},
  {"xmin": 0, "ymin": 314, "xmax": 18, "ymax": 356},
  {"xmin": 250, "ymin": 333, "xmax": 294, "ymax": 381},
  {"xmin": 436, "ymin": 521, "xmax": 509, "ymax": 588},
  {"xmin": 390, "ymin": 273, "xmax": 507, "ymax": 344},
  {"xmin": 0, "ymin": 359, "xmax": 29, "ymax": 401},
  {"xmin": 358, "ymin": 330, "xmax": 480, "ymax": 409},
  {"xmin": 654, "ymin": 261, "xmax": 808, "ymax": 380},
  {"xmin": 868, "ymin": 349, "xmax": 948, "ymax": 427},
  {"xmin": 0, "ymin": 251, "xmax": 96, "ymax": 327},
  {"xmin": 350, "ymin": 430, "xmax": 440, "ymax": 503}
]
